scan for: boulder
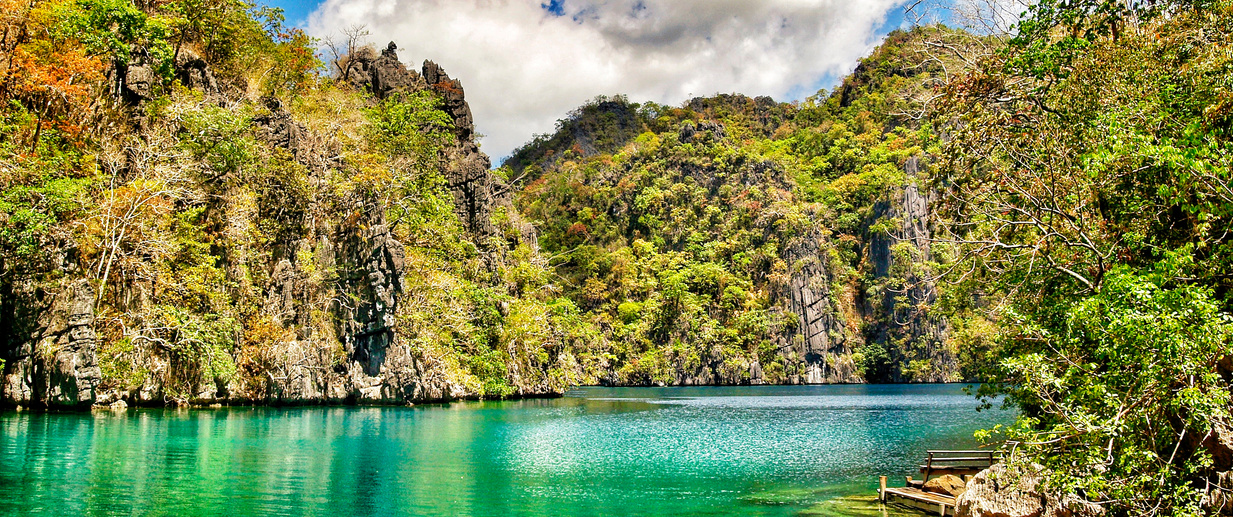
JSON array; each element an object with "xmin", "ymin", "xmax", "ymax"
[
  {"xmin": 955, "ymin": 464, "xmax": 1104, "ymax": 517},
  {"xmin": 123, "ymin": 64, "xmax": 155, "ymax": 101},
  {"xmin": 923, "ymin": 474, "xmax": 967, "ymax": 498}
]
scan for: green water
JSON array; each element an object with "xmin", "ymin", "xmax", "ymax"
[{"xmin": 0, "ymin": 384, "xmax": 1009, "ymax": 516}]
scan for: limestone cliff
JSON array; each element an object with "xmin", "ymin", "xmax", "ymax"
[
  {"xmin": 0, "ymin": 42, "xmax": 552, "ymax": 408},
  {"xmin": 0, "ymin": 277, "xmax": 101, "ymax": 409},
  {"xmin": 863, "ymin": 156, "xmax": 957, "ymax": 382}
]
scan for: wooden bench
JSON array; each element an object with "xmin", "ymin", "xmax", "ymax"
[{"xmin": 907, "ymin": 450, "xmax": 994, "ymax": 488}]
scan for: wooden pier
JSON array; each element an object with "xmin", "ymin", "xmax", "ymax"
[
  {"xmin": 881, "ymin": 485, "xmax": 958, "ymax": 516},
  {"xmin": 878, "ymin": 450, "xmax": 995, "ymax": 516}
]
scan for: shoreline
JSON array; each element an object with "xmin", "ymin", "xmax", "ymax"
[{"xmin": 1, "ymin": 382, "xmax": 988, "ymax": 413}]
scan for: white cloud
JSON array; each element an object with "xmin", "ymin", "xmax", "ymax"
[{"xmin": 308, "ymin": 0, "xmax": 907, "ymax": 160}]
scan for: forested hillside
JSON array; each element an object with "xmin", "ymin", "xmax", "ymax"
[
  {"xmin": 504, "ymin": 27, "xmax": 978, "ymax": 385},
  {"xmin": 937, "ymin": 1, "xmax": 1233, "ymax": 514},
  {"xmin": 0, "ymin": 0, "xmax": 592, "ymax": 407},
  {"xmin": 0, "ymin": 0, "xmax": 986, "ymax": 410}
]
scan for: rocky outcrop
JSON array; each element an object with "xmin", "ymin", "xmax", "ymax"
[
  {"xmin": 423, "ymin": 60, "xmax": 475, "ymax": 141},
  {"xmin": 336, "ymin": 45, "xmax": 502, "ymax": 242},
  {"xmin": 347, "ymin": 45, "xmax": 499, "ymax": 240},
  {"xmin": 679, "ymin": 120, "xmax": 726, "ymax": 143},
  {"xmin": 783, "ymin": 235, "xmax": 861, "ymax": 384},
  {"xmin": 0, "ymin": 279, "xmax": 101, "ymax": 409},
  {"xmin": 347, "ymin": 42, "xmax": 425, "ymax": 100},
  {"xmin": 254, "ymin": 97, "xmax": 310, "ymax": 161},
  {"xmin": 864, "ymin": 156, "xmax": 955, "ymax": 382},
  {"xmin": 174, "ymin": 49, "xmax": 220, "ymax": 94},
  {"xmin": 115, "ymin": 48, "xmax": 220, "ymax": 106},
  {"xmin": 956, "ymin": 464, "xmax": 1105, "ymax": 517}
]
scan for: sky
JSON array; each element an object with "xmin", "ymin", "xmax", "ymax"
[{"xmin": 265, "ymin": 0, "xmax": 920, "ymax": 161}]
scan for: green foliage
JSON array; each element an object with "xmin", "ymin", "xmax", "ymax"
[
  {"xmin": 505, "ymin": 94, "xmax": 646, "ymax": 181},
  {"xmin": 365, "ymin": 90, "xmax": 454, "ymax": 160},
  {"xmin": 993, "ymin": 267, "xmax": 1231, "ymax": 514},
  {"xmin": 54, "ymin": 0, "xmax": 174, "ymax": 70},
  {"xmin": 468, "ymin": 350, "xmax": 514, "ymax": 398},
  {"xmin": 0, "ymin": 172, "xmax": 91, "ymax": 273},
  {"xmin": 943, "ymin": 2, "xmax": 1233, "ymax": 513},
  {"xmin": 178, "ymin": 101, "xmax": 255, "ymax": 176}
]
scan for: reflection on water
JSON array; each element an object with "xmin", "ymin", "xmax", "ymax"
[{"xmin": 0, "ymin": 384, "xmax": 1009, "ymax": 516}]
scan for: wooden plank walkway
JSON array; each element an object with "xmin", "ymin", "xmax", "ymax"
[{"xmin": 881, "ymin": 486, "xmax": 957, "ymax": 516}]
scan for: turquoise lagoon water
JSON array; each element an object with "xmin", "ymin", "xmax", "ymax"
[{"xmin": 0, "ymin": 384, "xmax": 1010, "ymax": 516}]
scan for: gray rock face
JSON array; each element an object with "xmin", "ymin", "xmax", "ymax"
[
  {"xmin": 264, "ymin": 259, "xmax": 300, "ymax": 328},
  {"xmin": 254, "ymin": 97, "xmax": 309, "ymax": 160},
  {"xmin": 337, "ymin": 222, "xmax": 406, "ymax": 377},
  {"xmin": 864, "ymin": 156, "xmax": 955, "ymax": 382},
  {"xmin": 956, "ymin": 464, "xmax": 1105, "ymax": 517},
  {"xmin": 784, "ymin": 236, "xmax": 860, "ymax": 384},
  {"xmin": 116, "ymin": 48, "xmax": 220, "ymax": 106},
  {"xmin": 423, "ymin": 60, "xmax": 475, "ymax": 141},
  {"xmin": 445, "ymin": 141, "xmax": 499, "ymax": 240},
  {"xmin": 174, "ymin": 49, "xmax": 219, "ymax": 94},
  {"xmin": 347, "ymin": 42, "xmax": 424, "ymax": 100},
  {"xmin": 0, "ymin": 279, "xmax": 101, "ymax": 408}
]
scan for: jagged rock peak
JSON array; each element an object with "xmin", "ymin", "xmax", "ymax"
[
  {"xmin": 422, "ymin": 60, "xmax": 475, "ymax": 141},
  {"xmin": 421, "ymin": 59, "xmax": 450, "ymax": 86},
  {"xmin": 381, "ymin": 41, "xmax": 399, "ymax": 59},
  {"xmin": 347, "ymin": 42, "xmax": 423, "ymax": 100}
]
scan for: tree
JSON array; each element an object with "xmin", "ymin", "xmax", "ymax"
[
  {"xmin": 938, "ymin": 1, "xmax": 1233, "ymax": 514},
  {"xmin": 323, "ymin": 24, "xmax": 369, "ymax": 82}
]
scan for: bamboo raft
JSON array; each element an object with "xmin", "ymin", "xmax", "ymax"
[{"xmin": 878, "ymin": 450, "xmax": 995, "ymax": 516}]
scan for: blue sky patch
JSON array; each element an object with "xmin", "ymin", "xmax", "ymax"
[{"xmin": 542, "ymin": 0, "xmax": 566, "ymax": 16}]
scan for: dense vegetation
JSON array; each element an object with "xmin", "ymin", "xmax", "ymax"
[
  {"xmin": 0, "ymin": 0, "xmax": 983, "ymax": 406},
  {"xmin": 0, "ymin": 0, "xmax": 591, "ymax": 403},
  {"xmin": 937, "ymin": 0, "xmax": 1233, "ymax": 514},
  {"xmin": 505, "ymin": 27, "xmax": 980, "ymax": 385}
]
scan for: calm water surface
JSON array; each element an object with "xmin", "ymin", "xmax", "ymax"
[{"xmin": 0, "ymin": 384, "xmax": 1010, "ymax": 516}]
